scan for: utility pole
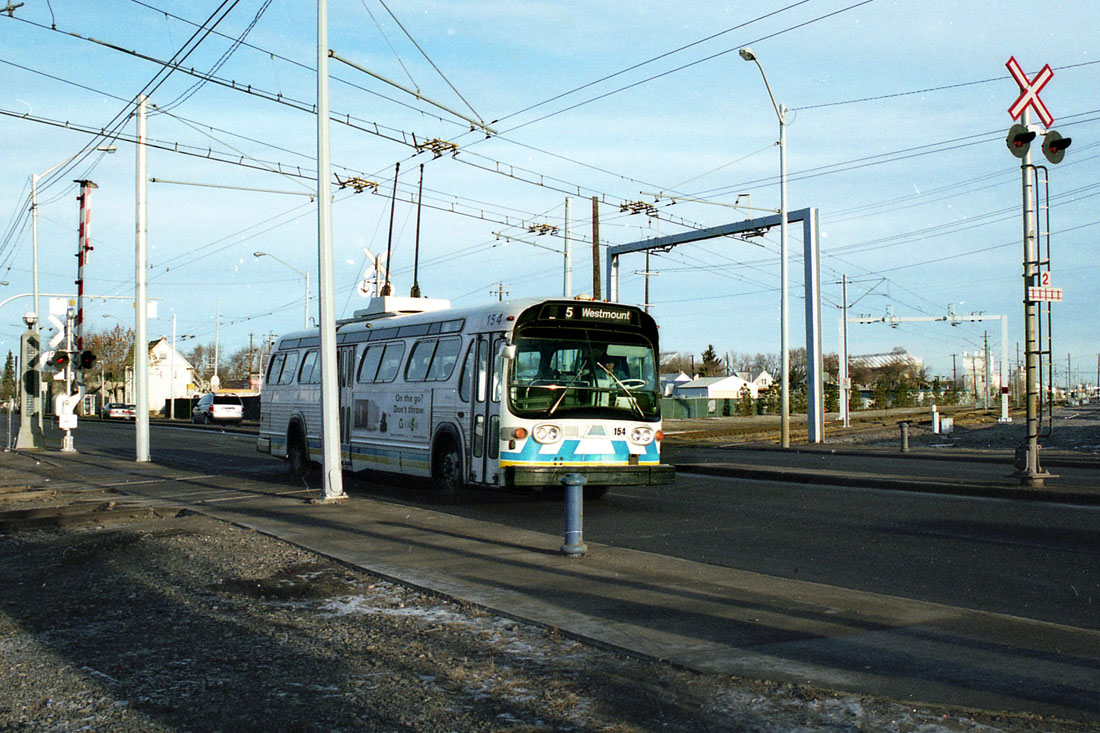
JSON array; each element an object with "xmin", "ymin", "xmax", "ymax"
[
  {"xmin": 563, "ymin": 197, "xmax": 572, "ymax": 298},
  {"xmin": 491, "ymin": 283, "xmax": 509, "ymax": 302},
  {"xmin": 591, "ymin": 196, "xmax": 601, "ymax": 299},
  {"xmin": 951, "ymin": 353, "xmax": 957, "ymax": 389}
]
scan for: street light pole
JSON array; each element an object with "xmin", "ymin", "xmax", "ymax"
[
  {"xmin": 253, "ymin": 251, "xmax": 309, "ymax": 329},
  {"xmin": 740, "ymin": 47, "xmax": 790, "ymax": 448}
]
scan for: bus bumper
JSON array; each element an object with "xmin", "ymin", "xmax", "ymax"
[{"xmin": 504, "ymin": 463, "xmax": 675, "ymax": 488}]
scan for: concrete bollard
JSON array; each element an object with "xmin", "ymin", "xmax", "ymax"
[
  {"xmin": 900, "ymin": 421, "xmax": 910, "ymax": 453},
  {"xmin": 560, "ymin": 473, "xmax": 588, "ymax": 557}
]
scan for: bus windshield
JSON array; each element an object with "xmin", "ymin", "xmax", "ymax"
[{"xmin": 508, "ymin": 327, "xmax": 660, "ymax": 420}]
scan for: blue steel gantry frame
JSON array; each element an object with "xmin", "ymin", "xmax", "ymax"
[{"xmin": 605, "ymin": 207, "xmax": 824, "ymax": 444}]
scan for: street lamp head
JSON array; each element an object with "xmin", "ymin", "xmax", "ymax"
[
  {"xmin": 97, "ymin": 145, "xmax": 117, "ymax": 155},
  {"xmin": 253, "ymin": 251, "xmax": 266, "ymax": 258},
  {"xmin": 739, "ymin": 47, "xmax": 756, "ymax": 62}
]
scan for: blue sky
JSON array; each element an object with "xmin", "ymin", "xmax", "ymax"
[{"xmin": 2, "ymin": 0, "xmax": 1098, "ymax": 384}]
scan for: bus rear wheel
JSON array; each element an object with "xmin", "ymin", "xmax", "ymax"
[
  {"xmin": 288, "ymin": 431, "xmax": 311, "ymax": 481},
  {"xmin": 432, "ymin": 441, "xmax": 465, "ymax": 502}
]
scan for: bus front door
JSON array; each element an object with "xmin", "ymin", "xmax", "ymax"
[
  {"xmin": 338, "ymin": 346, "xmax": 355, "ymax": 469},
  {"xmin": 469, "ymin": 333, "xmax": 503, "ymax": 485}
]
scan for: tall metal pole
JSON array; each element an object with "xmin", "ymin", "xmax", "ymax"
[
  {"xmin": 779, "ymin": 103, "xmax": 790, "ymax": 448},
  {"xmin": 74, "ymin": 180, "xmax": 96, "ymax": 351},
  {"xmin": 1020, "ymin": 106, "xmax": 1044, "ymax": 486},
  {"xmin": 170, "ymin": 313, "xmax": 176, "ymax": 421},
  {"xmin": 134, "ymin": 94, "xmax": 151, "ymax": 462},
  {"xmin": 316, "ymin": 0, "xmax": 346, "ymax": 502},
  {"xmin": 840, "ymin": 274, "xmax": 850, "ymax": 427}
]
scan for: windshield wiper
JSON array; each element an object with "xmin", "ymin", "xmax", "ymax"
[
  {"xmin": 597, "ymin": 362, "xmax": 644, "ymax": 418},
  {"xmin": 549, "ymin": 360, "xmax": 589, "ymax": 416}
]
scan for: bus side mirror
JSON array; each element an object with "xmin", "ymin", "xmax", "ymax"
[{"xmin": 498, "ymin": 343, "xmax": 516, "ymax": 361}]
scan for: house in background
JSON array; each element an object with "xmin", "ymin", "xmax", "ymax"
[
  {"xmin": 675, "ymin": 374, "xmax": 762, "ymax": 399},
  {"xmin": 660, "ymin": 371, "xmax": 692, "ymax": 396},
  {"xmin": 147, "ymin": 337, "xmax": 197, "ymax": 411}
]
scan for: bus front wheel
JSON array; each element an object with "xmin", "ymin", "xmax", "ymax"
[{"xmin": 432, "ymin": 441, "xmax": 465, "ymax": 502}]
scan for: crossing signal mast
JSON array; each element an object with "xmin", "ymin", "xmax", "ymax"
[{"xmin": 1004, "ymin": 55, "xmax": 1072, "ymax": 488}]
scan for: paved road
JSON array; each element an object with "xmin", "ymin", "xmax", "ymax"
[
  {"xmin": 71, "ymin": 420, "xmax": 1100, "ymax": 632},
  {"xmin": 10, "ymin": 420, "xmax": 1100, "ymax": 720}
]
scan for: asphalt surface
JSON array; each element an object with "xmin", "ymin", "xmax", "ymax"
[{"xmin": 3, "ymin": 418, "xmax": 1099, "ymax": 722}]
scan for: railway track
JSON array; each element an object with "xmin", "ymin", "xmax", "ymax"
[{"xmin": 663, "ymin": 408, "xmax": 998, "ymax": 445}]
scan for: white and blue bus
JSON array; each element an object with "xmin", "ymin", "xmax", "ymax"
[{"xmin": 257, "ymin": 295, "xmax": 674, "ymax": 499}]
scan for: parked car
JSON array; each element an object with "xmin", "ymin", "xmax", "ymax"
[
  {"xmin": 192, "ymin": 393, "xmax": 244, "ymax": 425},
  {"xmin": 101, "ymin": 403, "xmax": 136, "ymax": 420}
]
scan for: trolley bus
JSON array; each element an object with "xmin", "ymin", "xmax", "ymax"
[{"xmin": 257, "ymin": 295, "xmax": 674, "ymax": 499}]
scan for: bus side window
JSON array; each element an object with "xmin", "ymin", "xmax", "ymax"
[
  {"xmin": 358, "ymin": 345, "xmax": 383, "ymax": 383},
  {"xmin": 427, "ymin": 337, "xmax": 461, "ymax": 381},
  {"xmin": 376, "ymin": 342, "xmax": 405, "ymax": 382},
  {"xmin": 267, "ymin": 353, "xmax": 285, "ymax": 384},
  {"xmin": 298, "ymin": 351, "xmax": 319, "ymax": 384},
  {"xmin": 279, "ymin": 352, "xmax": 300, "ymax": 385},
  {"xmin": 458, "ymin": 341, "xmax": 474, "ymax": 402},
  {"xmin": 405, "ymin": 339, "xmax": 436, "ymax": 382}
]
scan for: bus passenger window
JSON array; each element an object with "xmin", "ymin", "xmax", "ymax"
[
  {"xmin": 427, "ymin": 337, "xmax": 461, "ymax": 381},
  {"xmin": 405, "ymin": 339, "xmax": 436, "ymax": 381},
  {"xmin": 298, "ymin": 351, "xmax": 320, "ymax": 384},
  {"xmin": 266, "ymin": 353, "xmax": 285, "ymax": 384},
  {"xmin": 278, "ymin": 352, "xmax": 300, "ymax": 385},
  {"xmin": 357, "ymin": 345, "xmax": 383, "ymax": 383},
  {"xmin": 458, "ymin": 342, "xmax": 474, "ymax": 402},
  {"xmin": 376, "ymin": 342, "xmax": 405, "ymax": 382}
]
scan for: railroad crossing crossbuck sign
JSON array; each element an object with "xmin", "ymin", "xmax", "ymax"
[{"xmin": 1007, "ymin": 56, "xmax": 1054, "ymax": 127}]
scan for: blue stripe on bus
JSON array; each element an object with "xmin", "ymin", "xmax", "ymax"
[{"xmin": 500, "ymin": 438, "xmax": 660, "ymax": 465}]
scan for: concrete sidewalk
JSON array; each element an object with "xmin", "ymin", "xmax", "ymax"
[{"xmin": 3, "ymin": 448, "xmax": 1099, "ymax": 722}]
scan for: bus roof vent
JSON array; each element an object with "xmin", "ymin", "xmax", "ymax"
[{"xmin": 352, "ymin": 296, "xmax": 452, "ymax": 320}]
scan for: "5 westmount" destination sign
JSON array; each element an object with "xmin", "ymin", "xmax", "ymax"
[{"xmin": 539, "ymin": 303, "xmax": 640, "ymax": 325}]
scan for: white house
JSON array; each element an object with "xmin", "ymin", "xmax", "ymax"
[
  {"xmin": 675, "ymin": 374, "xmax": 761, "ymax": 399},
  {"xmin": 147, "ymin": 337, "xmax": 196, "ymax": 412},
  {"xmin": 659, "ymin": 371, "xmax": 692, "ymax": 396},
  {"xmin": 734, "ymin": 369, "xmax": 773, "ymax": 391}
]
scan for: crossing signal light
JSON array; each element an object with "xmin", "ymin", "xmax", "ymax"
[
  {"xmin": 1042, "ymin": 130, "xmax": 1071, "ymax": 164},
  {"xmin": 48, "ymin": 351, "xmax": 69, "ymax": 370},
  {"xmin": 78, "ymin": 350, "xmax": 97, "ymax": 370},
  {"xmin": 1006, "ymin": 123, "xmax": 1036, "ymax": 158}
]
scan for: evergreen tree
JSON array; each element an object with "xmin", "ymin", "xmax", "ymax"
[
  {"xmin": 700, "ymin": 344, "xmax": 722, "ymax": 376},
  {"xmin": 0, "ymin": 352, "xmax": 14, "ymax": 402}
]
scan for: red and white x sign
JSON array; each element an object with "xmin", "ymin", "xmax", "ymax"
[{"xmin": 1007, "ymin": 56, "xmax": 1054, "ymax": 127}]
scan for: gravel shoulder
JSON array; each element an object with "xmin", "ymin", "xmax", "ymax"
[{"xmin": 2, "ymin": 497, "xmax": 1096, "ymax": 731}]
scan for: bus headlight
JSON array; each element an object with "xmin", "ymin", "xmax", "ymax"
[
  {"xmin": 630, "ymin": 426, "xmax": 654, "ymax": 445},
  {"xmin": 533, "ymin": 424, "xmax": 561, "ymax": 444}
]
